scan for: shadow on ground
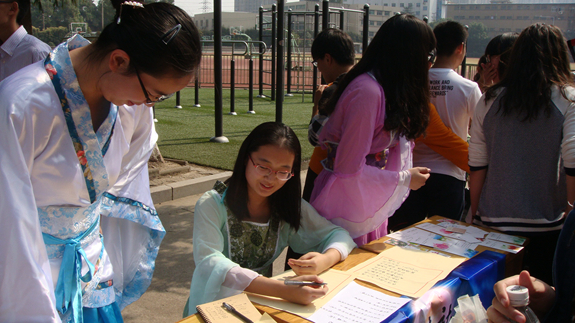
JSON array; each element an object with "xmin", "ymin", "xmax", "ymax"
[{"xmin": 122, "ymin": 198, "xmax": 197, "ymax": 323}]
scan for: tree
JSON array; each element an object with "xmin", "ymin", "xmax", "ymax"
[{"xmin": 466, "ymin": 22, "xmax": 490, "ymax": 58}]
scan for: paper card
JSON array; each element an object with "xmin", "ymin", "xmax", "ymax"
[
  {"xmin": 348, "ymin": 247, "xmax": 465, "ymax": 298},
  {"xmin": 387, "ymin": 227, "xmax": 438, "ymax": 245},
  {"xmin": 430, "ymin": 235, "xmax": 479, "ymax": 258},
  {"xmin": 385, "ymin": 239, "xmax": 453, "ymax": 257},
  {"xmin": 436, "ymin": 218, "xmax": 459, "ymax": 225},
  {"xmin": 308, "ymin": 281, "xmax": 410, "ymax": 323},
  {"xmin": 385, "ymin": 238, "xmax": 420, "ymax": 249},
  {"xmin": 247, "ymin": 269, "xmax": 355, "ymax": 318},
  {"xmin": 479, "ymin": 239, "xmax": 524, "ymax": 254},
  {"xmin": 417, "ymin": 223, "xmax": 483, "ymax": 243},
  {"xmin": 446, "ymin": 226, "xmax": 466, "ymax": 234},
  {"xmin": 385, "ymin": 238, "xmax": 427, "ymax": 250},
  {"xmin": 435, "ymin": 221, "xmax": 489, "ymax": 238},
  {"xmin": 485, "ymin": 232, "xmax": 526, "ymax": 245}
]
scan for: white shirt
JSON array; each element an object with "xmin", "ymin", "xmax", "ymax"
[
  {"xmin": 0, "ymin": 25, "xmax": 51, "ymax": 81},
  {"xmin": 413, "ymin": 68, "xmax": 481, "ymax": 181}
]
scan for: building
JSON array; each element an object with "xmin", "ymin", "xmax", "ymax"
[
  {"xmin": 235, "ymin": 0, "xmax": 277, "ymax": 13},
  {"xmin": 343, "ymin": 0, "xmax": 442, "ymax": 22},
  {"xmin": 444, "ymin": 1, "xmax": 575, "ymax": 38},
  {"xmin": 192, "ymin": 12, "xmax": 258, "ymax": 32}
]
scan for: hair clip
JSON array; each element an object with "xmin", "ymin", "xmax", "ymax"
[
  {"xmin": 161, "ymin": 24, "xmax": 182, "ymax": 45},
  {"xmin": 117, "ymin": 1, "xmax": 144, "ymax": 25}
]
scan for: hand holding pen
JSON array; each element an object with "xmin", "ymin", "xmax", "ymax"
[{"xmin": 279, "ymin": 275, "xmax": 329, "ymax": 305}]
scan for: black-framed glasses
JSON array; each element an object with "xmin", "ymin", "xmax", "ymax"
[
  {"xmin": 134, "ymin": 67, "xmax": 174, "ymax": 105},
  {"xmin": 249, "ymin": 155, "xmax": 294, "ymax": 181},
  {"xmin": 428, "ymin": 49, "xmax": 437, "ymax": 64},
  {"xmin": 311, "ymin": 61, "xmax": 318, "ymax": 67}
]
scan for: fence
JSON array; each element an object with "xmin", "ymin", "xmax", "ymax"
[{"xmin": 193, "ymin": 51, "xmax": 481, "ymax": 92}]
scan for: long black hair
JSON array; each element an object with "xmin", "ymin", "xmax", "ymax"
[
  {"xmin": 88, "ymin": 0, "xmax": 201, "ymax": 78},
  {"xmin": 485, "ymin": 24, "xmax": 575, "ymax": 121},
  {"xmin": 323, "ymin": 14, "xmax": 435, "ymax": 140},
  {"xmin": 484, "ymin": 32, "xmax": 519, "ymax": 82},
  {"xmin": 225, "ymin": 122, "xmax": 302, "ymax": 231}
]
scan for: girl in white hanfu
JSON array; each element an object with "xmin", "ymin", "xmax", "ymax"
[
  {"xmin": 184, "ymin": 122, "xmax": 356, "ymax": 316},
  {"xmin": 0, "ymin": 1, "xmax": 201, "ymax": 322}
]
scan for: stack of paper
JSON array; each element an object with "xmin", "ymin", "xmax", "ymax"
[{"xmin": 386, "ymin": 220, "xmax": 525, "ymax": 257}]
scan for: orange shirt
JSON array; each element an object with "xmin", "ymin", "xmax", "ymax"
[{"xmin": 417, "ymin": 104, "xmax": 470, "ymax": 173}]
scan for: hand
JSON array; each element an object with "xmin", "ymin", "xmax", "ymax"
[
  {"xmin": 281, "ymin": 275, "xmax": 329, "ymax": 305},
  {"xmin": 408, "ymin": 167, "xmax": 431, "ymax": 190},
  {"xmin": 487, "ymin": 271, "xmax": 555, "ymax": 323},
  {"xmin": 479, "ymin": 62, "xmax": 498, "ymax": 88},
  {"xmin": 288, "ymin": 252, "xmax": 328, "ymax": 275}
]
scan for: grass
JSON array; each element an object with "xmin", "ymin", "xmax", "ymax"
[{"xmin": 153, "ymin": 87, "xmax": 315, "ymax": 170}]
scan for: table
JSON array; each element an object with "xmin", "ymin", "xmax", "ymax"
[
  {"xmin": 179, "ymin": 216, "xmax": 526, "ymax": 323},
  {"xmin": 361, "ymin": 215, "xmax": 526, "ymax": 278}
]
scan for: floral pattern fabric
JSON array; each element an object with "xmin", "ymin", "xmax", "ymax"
[{"xmin": 227, "ymin": 210, "xmax": 280, "ymax": 277}]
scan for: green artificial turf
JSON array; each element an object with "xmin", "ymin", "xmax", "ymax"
[{"xmin": 153, "ymin": 87, "xmax": 315, "ymax": 170}]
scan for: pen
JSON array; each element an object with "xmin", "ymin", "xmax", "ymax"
[
  {"xmin": 222, "ymin": 302, "xmax": 254, "ymax": 323},
  {"xmin": 283, "ymin": 280, "xmax": 327, "ymax": 287}
]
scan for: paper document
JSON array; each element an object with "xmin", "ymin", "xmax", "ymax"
[
  {"xmin": 430, "ymin": 236, "xmax": 479, "ymax": 258},
  {"xmin": 480, "ymin": 239, "xmax": 523, "ymax": 254},
  {"xmin": 485, "ymin": 232, "xmax": 526, "ymax": 245},
  {"xmin": 387, "ymin": 227, "xmax": 437, "ymax": 246},
  {"xmin": 247, "ymin": 269, "xmax": 355, "ymax": 318},
  {"xmin": 387, "ymin": 228, "xmax": 479, "ymax": 258},
  {"xmin": 417, "ymin": 223, "xmax": 482, "ymax": 243},
  {"xmin": 308, "ymin": 281, "xmax": 410, "ymax": 323},
  {"xmin": 436, "ymin": 219, "xmax": 489, "ymax": 238},
  {"xmin": 348, "ymin": 246, "xmax": 465, "ymax": 298}
]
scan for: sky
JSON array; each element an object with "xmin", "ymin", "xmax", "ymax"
[{"xmin": 175, "ymin": 0, "xmax": 235, "ymax": 17}]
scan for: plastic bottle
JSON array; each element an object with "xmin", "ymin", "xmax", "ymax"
[{"xmin": 506, "ymin": 285, "xmax": 540, "ymax": 323}]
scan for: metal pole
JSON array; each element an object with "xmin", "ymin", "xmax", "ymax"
[
  {"xmin": 194, "ymin": 73, "xmax": 200, "ymax": 107},
  {"xmin": 286, "ymin": 9, "xmax": 293, "ymax": 96},
  {"xmin": 339, "ymin": 10, "xmax": 344, "ymax": 30},
  {"xmin": 313, "ymin": 4, "xmax": 319, "ymax": 101},
  {"xmin": 363, "ymin": 4, "xmax": 369, "ymax": 54},
  {"xmin": 271, "ymin": 4, "xmax": 277, "ymax": 101},
  {"xmin": 276, "ymin": 0, "xmax": 285, "ymax": 123},
  {"xmin": 210, "ymin": 0, "xmax": 228, "ymax": 143},
  {"xmin": 229, "ymin": 58, "xmax": 237, "ymax": 115},
  {"xmin": 322, "ymin": 0, "xmax": 329, "ymax": 30},
  {"xmin": 174, "ymin": 91, "xmax": 182, "ymax": 109},
  {"xmin": 258, "ymin": 6, "xmax": 264, "ymax": 97},
  {"xmin": 461, "ymin": 25, "xmax": 468, "ymax": 78},
  {"xmin": 248, "ymin": 57, "xmax": 255, "ymax": 113}
]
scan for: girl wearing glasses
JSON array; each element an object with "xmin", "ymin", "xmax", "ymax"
[
  {"xmin": 0, "ymin": 0, "xmax": 200, "ymax": 321},
  {"xmin": 309, "ymin": 14, "xmax": 434, "ymax": 246},
  {"xmin": 184, "ymin": 122, "xmax": 355, "ymax": 315}
]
